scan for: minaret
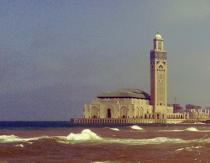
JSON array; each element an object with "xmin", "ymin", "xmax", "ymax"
[{"xmin": 150, "ymin": 33, "xmax": 167, "ymax": 113}]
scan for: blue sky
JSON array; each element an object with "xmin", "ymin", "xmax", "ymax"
[{"xmin": 0, "ymin": 0, "xmax": 210, "ymax": 120}]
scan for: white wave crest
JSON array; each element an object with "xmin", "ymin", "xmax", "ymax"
[
  {"xmin": 66, "ymin": 129, "xmax": 102, "ymax": 141},
  {"xmin": 175, "ymin": 146, "xmax": 202, "ymax": 152},
  {"xmin": 0, "ymin": 135, "xmax": 21, "ymax": 143},
  {"xmin": 57, "ymin": 135, "xmax": 188, "ymax": 145},
  {"xmin": 55, "ymin": 132, "xmax": 210, "ymax": 146},
  {"xmin": 109, "ymin": 128, "xmax": 120, "ymax": 131},
  {"xmin": 159, "ymin": 129, "xmax": 183, "ymax": 132},
  {"xmin": 175, "ymin": 147, "xmax": 184, "ymax": 151},
  {"xmin": 159, "ymin": 127, "xmax": 210, "ymax": 132},
  {"xmin": 184, "ymin": 127, "xmax": 199, "ymax": 132},
  {"xmin": 106, "ymin": 137, "xmax": 186, "ymax": 145},
  {"xmin": 15, "ymin": 144, "xmax": 24, "ymax": 148},
  {"xmin": 0, "ymin": 135, "xmax": 49, "ymax": 143},
  {"xmin": 130, "ymin": 125, "xmax": 144, "ymax": 130}
]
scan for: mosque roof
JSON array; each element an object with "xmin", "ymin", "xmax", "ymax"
[{"xmin": 97, "ymin": 89, "xmax": 150, "ymax": 99}]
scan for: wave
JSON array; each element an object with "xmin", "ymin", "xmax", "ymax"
[
  {"xmin": 184, "ymin": 127, "xmax": 199, "ymax": 132},
  {"xmin": 105, "ymin": 137, "xmax": 187, "ymax": 145},
  {"xmin": 109, "ymin": 128, "xmax": 120, "ymax": 131},
  {"xmin": 0, "ymin": 135, "xmax": 49, "ymax": 143},
  {"xmin": 3, "ymin": 128, "xmax": 210, "ymax": 146},
  {"xmin": 0, "ymin": 129, "xmax": 102, "ymax": 144},
  {"xmin": 159, "ymin": 129, "xmax": 183, "ymax": 132},
  {"xmin": 0, "ymin": 133, "xmax": 195, "ymax": 145},
  {"xmin": 0, "ymin": 135, "xmax": 21, "ymax": 143},
  {"xmin": 130, "ymin": 125, "xmax": 144, "ymax": 130},
  {"xmin": 15, "ymin": 144, "xmax": 24, "ymax": 148},
  {"xmin": 175, "ymin": 146, "xmax": 202, "ymax": 152},
  {"xmin": 56, "ymin": 129, "xmax": 210, "ymax": 145},
  {"xmin": 66, "ymin": 129, "xmax": 102, "ymax": 141},
  {"xmin": 55, "ymin": 129, "xmax": 187, "ymax": 145},
  {"xmin": 159, "ymin": 127, "xmax": 210, "ymax": 132}
]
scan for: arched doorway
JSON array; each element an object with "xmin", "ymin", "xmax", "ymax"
[{"xmin": 107, "ymin": 109, "xmax": 112, "ymax": 118}]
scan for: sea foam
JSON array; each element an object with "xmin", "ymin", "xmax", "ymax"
[
  {"xmin": 58, "ymin": 134, "xmax": 189, "ymax": 145},
  {"xmin": 66, "ymin": 129, "xmax": 102, "ymax": 141},
  {"xmin": 0, "ymin": 135, "xmax": 49, "ymax": 143},
  {"xmin": 184, "ymin": 127, "xmax": 199, "ymax": 132},
  {"xmin": 15, "ymin": 144, "xmax": 24, "ymax": 148},
  {"xmin": 0, "ymin": 135, "xmax": 22, "ymax": 143},
  {"xmin": 159, "ymin": 127, "xmax": 202, "ymax": 132},
  {"xmin": 109, "ymin": 128, "xmax": 120, "ymax": 131},
  {"xmin": 175, "ymin": 146, "xmax": 202, "ymax": 152},
  {"xmin": 106, "ymin": 137, "xmax": 187, "ymax": 145},
  {"xmin": 159, "ymin": 129, "xmax": 183, "ymax": 132},
  {"xmin": 130, "ymin": 125, "xmax": 144, "ymax": 130}
]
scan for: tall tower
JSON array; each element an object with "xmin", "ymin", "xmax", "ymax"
[{"xmin": 150, "ymin": 33, "xmax": 167, "ymax": 113}]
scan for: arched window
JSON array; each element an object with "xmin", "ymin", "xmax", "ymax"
[{"xmin": 120, "ymin": 107, "xmax": 128, "ymax": 118}]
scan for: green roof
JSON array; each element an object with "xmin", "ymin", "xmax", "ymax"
[{"xmin": 97, "ymin": 89, "xmax": 150, "ymax": 99}]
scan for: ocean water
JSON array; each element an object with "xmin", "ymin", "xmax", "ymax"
[{"xmin": 0, "ymin": 122, "xmax": 210, "ymax": 162}]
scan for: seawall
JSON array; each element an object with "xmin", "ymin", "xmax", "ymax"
[{"xmin": 70, "ymin": 118, "xmax": 186, "ymax": 126}]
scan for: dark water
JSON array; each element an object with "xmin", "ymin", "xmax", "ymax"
[
  {"xmin": 0, "ymin": 122, "xmax": 210, "ymax": 162},
  {"xmin": 0, "ymin": 121, "xmax": 72, "ymax": 129}
]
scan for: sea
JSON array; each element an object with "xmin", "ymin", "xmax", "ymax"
[{"xmin": 0, "ymin": 122, "xmax": 210, "ymax": 162}]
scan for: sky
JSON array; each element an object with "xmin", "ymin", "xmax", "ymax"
[{"xmin": 0, "ymin": 0, "xmax": 210, "ymax": 120}]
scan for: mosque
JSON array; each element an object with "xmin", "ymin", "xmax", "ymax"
[{"xmin": 71, "ymin": 33, "xmax": 189, "ymax": 125}]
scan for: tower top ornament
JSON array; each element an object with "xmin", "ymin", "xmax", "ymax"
[{"xmin": 155, "ymin": 32, "xmax": 162, "ymax": 40}]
